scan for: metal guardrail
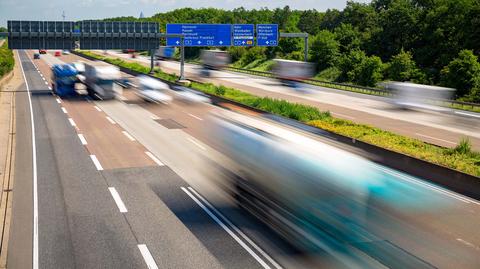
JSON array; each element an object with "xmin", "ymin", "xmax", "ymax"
[{"xmin": 223, "ymin": 66, "xmax": 480, "ymax": 111}]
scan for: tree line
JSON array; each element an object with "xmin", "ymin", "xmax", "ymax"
[{"xmin": 104, "ymin": 0, "xmax": 480, "ymax": 101}]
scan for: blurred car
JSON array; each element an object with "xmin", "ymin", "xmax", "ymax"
[
  {"xmin": 54, "ymin": 51, "xmax": 61, "ymax": 57},
  {"xmin": 71, "ymin": 61, "xmax": 85, "ymax": 75},
  {"xmin": 200, "ymin": 50, "xmax": 231, "ymax": 77},
  {"xmin": 136, "ymin": 75, "xmax": 172, "ymax": 104},
  {"xmin": 33, "ymin": 53, "xmax": 40, "ymax": 59},
  {"xmin": 171, "ymin": 85, "xmax": 211, "ymax": 103},
  {"xmin": 39, "ymin": 49, "xmax": 47, "ymax": 54},
  {"xmin": 62, "ymin": 50, "xmax": 70, "ymax": 55}
]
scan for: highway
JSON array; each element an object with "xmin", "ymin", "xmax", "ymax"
[
  {"xmin": 6, "ymin": 50, "xmax": 480, "ymax": 268},
  {"xmin": 102, "ymin": 50, "xmax": 480, "ymax": 150}
]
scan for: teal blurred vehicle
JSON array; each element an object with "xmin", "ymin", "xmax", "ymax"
[
  {"xmin": 51, "ymin": 64, "xmax": 78, "ymax": 97},
  {"xmin": 210, "ymin": 110, "xmax": 450, "ymax": 268}
]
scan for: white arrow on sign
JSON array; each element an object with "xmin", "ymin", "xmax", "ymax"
[
  {"xmin": 219, "ymin": 41, "xmax": 223, "ymax": 45},
  {"xmin": 242, "ymin": 41, "xmax": 245, "ymax": 44},
  {"xmin": 266, "ymin": 41, "xmax": 270, "ymax": 44},
  {"xmin": 176, "ymin": 41, "xmax": 180, "ymax": 44},
  {"xmin": 198, "ymin": 41, "xmax": 202, "ymax": 44}
]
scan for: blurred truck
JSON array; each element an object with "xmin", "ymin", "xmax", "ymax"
[
  {"xmin": 155, "ymin": 46, "xmax": 176, "ymax": 60},
  {"xmin": 385, "ymin": 81, "xmax": 455, "ymax": 111},
  {"xmin": 272, "ymin": 59, "xmax": 315, "ymax": 87},
  {"xmin": 83, "ymin": 62, "xmax": 121, "ymax": 100},
  {"xmin": 51, "ymin": 64, "xmax": 78, "ymax": 97},
  {"xmin": 200, "ymin": 50, "xmax": 231, "ymax": 77}
]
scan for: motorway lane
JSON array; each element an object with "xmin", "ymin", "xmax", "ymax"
[
  {"xmin": 60, "ymin": 51, "xmax": 480, "ymax": 268},
  {"xmin": 105, "ymin": 50, "xmax": 480, "ymax": 150},
  {"xmin": 15, "ymin": 50, "xmax": 284, "ymax": 269}
]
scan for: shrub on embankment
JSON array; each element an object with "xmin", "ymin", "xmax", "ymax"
[
  {"xmin": 0, "ymin": 41, "xmax": 14, "ymax": 78},
  {"xmin": 77, "ymin": 51, "xmax": 480, "ymax": 177}
]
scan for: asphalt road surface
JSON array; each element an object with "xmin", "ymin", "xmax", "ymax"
[
  {"xmin": 103, "ymin": 50, "xmax": 480, "ymax": 150},
  {"xmin": 6, "ymin": 50, "xmax": 480, "ymax": 269}
]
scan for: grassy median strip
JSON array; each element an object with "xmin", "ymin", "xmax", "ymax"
[
  {"xmin": 0, "ymin": 41, "xmax": 14, "ymax": 79},
  {"xmin": 77, "ymin": 51, "xmax": 480, "ymax": 177}
]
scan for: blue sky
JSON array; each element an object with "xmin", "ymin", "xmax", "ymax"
[{"xmin": 0, "ymin": 0, "xmax": 370, "ymax": 27}]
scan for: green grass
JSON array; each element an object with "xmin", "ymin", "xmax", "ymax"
[
  {"xmin": 0, "ymin": 41, "xmax": 14, "ymax": 78},
  {"xmin": 76, "ymin": 51, "xmax": 480, "ymax": 177}
]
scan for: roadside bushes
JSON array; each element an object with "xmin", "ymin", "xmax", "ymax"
[
  {"xmin": 0, "ymin": 41, "xmax": 14, "ymax": 78},
  {"xmin": 441, "ymin": 50, "xmax": 480, "ymax": 98},
  {"xmin": 338, "ymin": 49, "xmax": 384, "ymax": 87}
]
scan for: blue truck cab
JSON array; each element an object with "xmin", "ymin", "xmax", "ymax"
[{"xmin": 51, "ymin": 64, "xmax": 78, "ymax": 97}]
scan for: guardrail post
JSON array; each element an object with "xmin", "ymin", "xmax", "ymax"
[
  {"xmin": 179, "ymin": 36, "xmax": 185, "ymax": 80},
  {"xmin": 149, "ymin": 49, "xmax": 154, "ymax": 74},
  {"xmin": 304, "ymin": 35, "xmax": 308, "ymax": 62}
]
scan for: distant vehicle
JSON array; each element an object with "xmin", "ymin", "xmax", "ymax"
[
  {"xmin": 170, "ymin": 85, "xmax": 210, "ymax": 103},
  {"xmin": 385, "ymin": 82, "xmax": 455, "ymax": 112},
  {"xmin": 272, "ymin": 59, "xmax": 314, "ymax": 87},
  {"xmin": 54, "ymin": 51, "xmax": 61, "ymax": 57},
  {"xmin": 33, "ymin": 53, "xmax": 40, "ymax": 59},
  {"xmin": 122, "ymin": 49, "xmax": 135, "ymax": 54},
  {"xmin": 51, "ymin": 64, "xmax": 78, "ymax": 97},
  {"xmin": 136, "ymin": 75, "xmax": 172, "ymax": 104},
  {"xmin": 39, "ymin": 49, "xmax": 47, "ymax": 54},
  {"xmin": 155, "ymin": 46, "xmax": 176, "ymax": 60},
  {"xmin": 83, "ymin": 62, "xmax": 121, "ymax": 100},
  {"xmin": 62, "ymin": 50, "xmax": 70, "ymax": 55},
  {"xmin": 200, "ymin": 50, "xmax": 231, "ymax": 76}
]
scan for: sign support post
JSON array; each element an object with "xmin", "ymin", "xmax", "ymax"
[
  {"xmin": 179, "ymin": 36, "xmax": 185, "ymax": 81},
  {"xmin": 279, "ymin": 32, "xmax": 309, "ymax": 62},
  {"xmin": 150, "ymin": 49, "xmax": 155, "ymax": 74}
]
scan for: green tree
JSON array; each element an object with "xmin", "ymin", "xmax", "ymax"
[
  {"xmin": 297, "ymin": 9, "xmax": 323, "ymax": 35},
  {"xmin": 386, "ymin": 49, "xmax": 424, "ymax": 82},
  {"xmin": 440, "ymin": 49, "xmax": 480, "ymax": 97},
  {"xmin": 309, "ymin": 30, "xmax": 340, "ymax": 70},
  {"xmin": 0, "ymin": 27, "xmax": 7, "ymax": 32},
  {"xmin": 339, "ymin": 49, "xmax": 384, "ymax": 86},
  {"xmin": 334, "ymin": 23, "xmax": 361, "ymax": 53}
]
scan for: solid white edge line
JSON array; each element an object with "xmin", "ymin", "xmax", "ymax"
[
  {"xmin": 68, "ymin": 118, "xmax": 76, "ymax": 127},
  {"xmin": 18, "ymin": 50, "xmax": 39, "ymax": 269},
  {"xmin": 108, "ymin": 187, "xmax": 128, "ymax": 213},
  {"xmin": 61, "ymin": 107, "xmax": 68, "ymax": 114},
  {"xmin": 455, "ymin": 111, "xmax": 480, "ymax": 118},
  {"xmin": 187, "ymin": 113, "xmax": 203, "ymax": 121},
  {"xmin": 188, "ymin": 138, "xmax": 206, "ymax": 150},
  {"xmin": 181, "ymin": 187, "xmax": 271, "ymax": 269},
  {"xmin": 77, "ymin": 134, "xmax": 87, "ymax": 145},
  {"xmin": 89, "ymin": 155, "xmax": 103, "ymax": 171},
  {"xmin": 137, "ymin": 244, "xmax": 159, "ymax": 269},
  {"xmin": 122, "ymin": 131, "xmax": 135, "ymax": 141},
  {"xmin": 187, "ymin": 187, "xmax": 283, "ymax": 269},
  {"xmin": 94, "ymin": 105, "xmax": 102, "ymax": 112},
  {"xmin": 145, "ymin": 151, "xmax": 164, "ymax": 166},
  {"xmin": 414, "ymin": 133, "xmax": 456, "ymax": 145},
  {"xmin": 106, "ymin": 116, "xmax": 116, "ymax": 124}
]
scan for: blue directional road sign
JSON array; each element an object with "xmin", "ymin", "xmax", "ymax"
[
  {"xmin": 232, "ymin": 24, "xmax": 254, "ymax": 46},
  {"xmin": 256, "ymin": 24, "xmax": 278, "ymax": 46},
  {"xmin": 166, "ymin": 24, "xmax": 232, "ymax": 47}
]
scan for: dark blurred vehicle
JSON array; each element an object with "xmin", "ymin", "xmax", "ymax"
[
  {"xmin": 122, "ymin": 49, "xmax": 135, "ymax": 54},
  {"xmin": 51, "ymin": 64, "xmax": 78, "ymax": 97},
  {"xmin": 54, "ymin": 51, "xmax": 61, "ymax": 57},
  {"xmin": 170, "ymin": 85, "xmax": 210, "ymax": 103},
  {"xmin": 272, "ymin": 59, "xmax": 314, "ymax": 88},
  {"xmin": 200, "ymin": 50, "xmax": 231, "ymax": 77},
  {"xmin": 33, "ymin": 53, "xmax": 40, "ymax": 59},
  {"xmin": 39, "ymin": 49, "xmax": 47, "ymax": 54}
]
